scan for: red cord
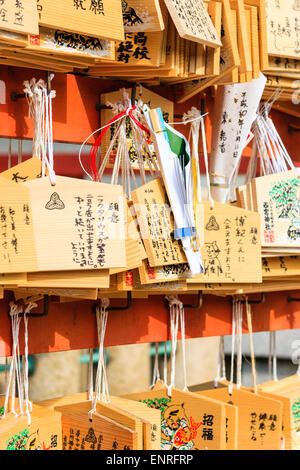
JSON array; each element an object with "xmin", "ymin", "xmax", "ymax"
[{"xmin": 88, "ymin": 106, "xmax": 151, "ymax": 182}]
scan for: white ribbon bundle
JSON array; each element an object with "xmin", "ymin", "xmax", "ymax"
[
  {"xmin": 89, "ymin": 298, "xmax": 110, "ymax": 419},
  {"xmin": 2, "ymin": 302, "xmax": 37, "ymax": 425},
  {"xmin": 165, "ymin": 295, "xmax": 188, "ymax": 395},
  {"xmin": 252, "ymin": 98, "xmax": 295, "ymax": 177},
  {"xmin": 24, "ymin": 77, "xmax": 56, "ymax": 185}
]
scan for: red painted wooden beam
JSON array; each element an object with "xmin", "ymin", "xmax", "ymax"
[{"xmin": 1, "ymin": 291, "xmax": 300, "ymax": 357}]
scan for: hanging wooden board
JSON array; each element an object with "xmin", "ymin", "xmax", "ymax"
[
  {"xmin": 258, "ymin": 389, "xmax": 299, "ymax": 451},
  {"xmin": 198, "ymin": 387, "xmax": 283, "ymax": 450},
  {"xmin": 267, "ymin": 56, "xmax": 300, "ymax": 74},
  {"xmin": 122, "ymin": 387, "xmax": 226, "ymax": 450},
  {"xmin": 251, "ymin": 170, "xmax": 300, "ymax": 249},
  {"xmin": 231, "ymin": 0, "xmax": 252, "ymax": 82},
  {"xmin": 55, "ymin": 401, "xmax": 138, "ymax": 450},
  {"xmin": 28, "ymin": 27, "xmax": 114, "ymax": 60},
  {"xmin": 122, "ymin": 0, "xmax": 164, "ymax": 32},
  {"xmin": 0, "ymin": 177, "xmax": 37, "ymax": 273},
  {"xmin": 205, "ymin": 1, "xmax": 222, "ymax": 78},
  {"xmin": 197, "ymin": 391, "xmax": 238, "ymax": 450},
  {"xmin": 262, "ymin": 256, "xmax": 300, "ymax": 279},
  {"xmin": 245, "ymin": 0, "xmax": 268, "ymax": 70},
  {"xmin": 0, "ymin": 0, "xmax": 38, "ymax": 36},
  {"xmin": 266, "ymin": 0, "xmax": 300, "ymax": 60},
  {"xmin": 0, "ymin": 399, "xmax": 62, "ymax": 451},
  {"xmin": 100, "ymin": 87, "xmax": 173, "ymax": 170},
  {"xmin": 23, "ymin": 176, "xmax": 126, "ymax": 271},
  {"xmin": 13, "ymin": 287, "xmax": 98, "ymax": 300},
  {"xmin": 110, "ymin": 201, "xmax": 146, "ymax": 275},
  {"xmin": 0, "ymin": 29, "xmax": 28, "ymax": 47},
  {"xmin": 36, "ymin": 0, "xmax": 124, "ymax": 42},
  {"xmin": 131, "ymin": 178, "xmax": 187, "ymax": 267},
  {"xmin": 0, "ymin": 272, "xmax": 26, "ymax": 285},
  {"xmin": 17, "ymin": 269, "xmax": 110, "ymax": 289},
  {"xmin": 0, "ymin": 157, "xmax": 42, "ymax": 183},
  {"xmin": 115, "ymin": 31, "xmax": 163, "ymax": 66},
  {"xmin": 192, "ymin": 201, "xmax": 262, "ymax": 284},
  {"xmin": 176, "ymin": 0, "xmax": 240, "ymax": 102},
  {"xmin": 163, "ymin": 0, "xmax": 221, "ymax": 48},
  {"xmin": 245, "ymin": 5, "xmax": 260, "ymax": 78},
  {"xmin": 138, "ymin": 260, "xmax": 190, "ymax": 284}
]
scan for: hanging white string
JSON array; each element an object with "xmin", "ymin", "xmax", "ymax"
[
  {"xmin": 24, "ymin": 77, "xmax": 56, "ymax": 185},
  {"xmin": 269, "ymin": 331, "xmax": 278, "ymax": 382},
  {"xmin": 88, "ymin": 348, "xmax": 94, "ymax": 401},
  {"xmin": 236, "ymin": 300, "xmax": 243, "ymax": 390},
  {"xmin": 229, "ymin": 298, "xmax": 237, "ymax": 395},
  {"xmin": 151, "ymin": 343, "xmax": 161, "ymax": 388},
  {"xmin": 163, "ymin": 342, "xmax": 168, "ymax": 387},
  {"xmin": 165, "ymin": 295, "xmax": 188, "ymax": 395},
  {"xmin": 179, "ymin": 304, "xmax": 188, "ymax": 392},
  {"xmin": 90, "ymin": 298, "xmax": 110, "ymax": 420},
  {"xmin": 168, "ymin": 112, "xmax": 209, "ymax": 126},
  {"xmin": 165, "ymin": 296, "xmax": 180, "ymax": 396},
  {"xmin": 22, "ymin": 303, "xmax": 37, "ymax": 425},
  {"xmin": 2, "ymin": 303, "xmax": 23, "ymax": 420}
]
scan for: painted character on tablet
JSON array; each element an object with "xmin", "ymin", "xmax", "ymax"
[
  {"xmin": 161, "ymin": 403, "xmax": 201, "ymax": 450},
  {"xmin": 204, "ymin": 242, "xmax": 223, "ymax": 277}
]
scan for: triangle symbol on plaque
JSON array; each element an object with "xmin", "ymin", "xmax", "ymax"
[
  {"xmin": 45, "ymin": 192, "xmax": 65, "ymax": 210},
  {"xmin": 205, "ymin": 216, "xmax": 220, "ymax": 231}
]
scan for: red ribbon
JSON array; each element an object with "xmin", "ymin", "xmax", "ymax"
[{"xmin": 89, "ymin": 105, "xmax": 151, "ymax": 182}]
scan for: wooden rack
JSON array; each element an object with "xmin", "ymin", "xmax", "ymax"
[{"xmin": 1, "ymin": 66, "xmax": 300, "ymax": 357}]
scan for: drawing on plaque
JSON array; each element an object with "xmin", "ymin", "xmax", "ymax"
[
  {"xmin": 206, "ymin": 216, "xmax": 220, "ymax": 231},
  {"xmin": 292, "ymin": 398, "xmax": 300, "ymax": 431},
  {"xmin": 269, "ymin": 178, "xmax": 300, "ymax": 241},
  {"xmin": 140, "ymin": 397, "xmax": 201, "ymax": 450},
  {"xmin": 45, "ymin": 192, "xmax": 65, "ymax": 210},
  {"xmin": 267, "ymin": 0, "xmax": 300, "ymax": 58},
  {"xmin": 6, "ymin": 428, "xmax": 51, "ymax": 451},
  {"xmin": 204, "ymin": 242, "xmax": 223, "ymax": 277},
  {"xmin": 122, "ymin": 1, "xmax": 143, "ymax": 27},
  {"xmin": 161, "ymin": 404, "xmax": 201, "ymax": 450}
]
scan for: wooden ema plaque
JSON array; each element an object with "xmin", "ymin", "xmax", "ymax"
[
  {"xmin": 55, "ymin": 401, "xmax": 141, "ymax": 450},
  {"xmin": 198, "ymin": 391, "xmax": 238, "ymax": 451},
  {"xmin": 251, "ymin": 170, "xmax": 300, "ymax": 249},
  {"xmin": 23, "ymin": 176, "xmax": 126, "ymax": 272},
  {"xmin": 257, "ymin": 389, "xmax": 300, "ymax": 451},
  {"xmin": 138, "ymin": 259, "xmax": 190, "ymax": 284},
  {"xmin": 0, "ymin": 0, "xmax": 38, "ymax": 36},
  {"xmin": 122, "ymin": 388, "xmax": 226, "ymax": 450},
  {"xmin": 100, "ymin": 87, "xmax": 174, "ymax": 170},
  {"xmin": 37, "ymin": 0, "xmax": 124, "ymax": 42},
  {"xmin": 28, "ymin": 27, "xmax": 115, "ymax": 60},
  {"xmin": 115, "ymin": 30, "xmax": 163, "ymax": 67},
  {"xmin": 177, "ymin": 0, "xmax": 240, "ymax": 102},
  {"xmin": 164, "ymin": 0, "xmax": 222, "ymax": 47},
  {"xmin": 14, "ymin": 287, "xmax": 98, "ymax": 300},
  {"xmin": 40, "ymin": 392, "xmax": 161, "ymax": 450},
  {"xmin": 0, "ymin": 157, "xmax": 43, "ymax": 184},
  {"xmin": 198, "ymin": 387, "xmax": 283, "ymax": 450},
  {"xmin": 131, "ymin": 178, "xmax": 187, "ymax": 267},
  {"xmin": 0, "ymin": 177, "xmax": 37, "ymax": 273},
  {"xmin": 266, "ymin": 0, "xmax": 300, "ymax": 60},
  {"xmin": 0, "ymin": 398, "xmax": 62, "ymax": 451},
  {"xmin": 193, "ymin": 202, "xmax": 262, "ymax": 284},
  {"xmin": 17, "ymin": 269, "xmax": 110, "ymax": 289},
  {"xmin": 122, "ymin": 0, "xmax": 164, "ymax": 32},
  {"xmin": 262, "ymin": 256, "xmax": 300, "ymax": 279}
]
